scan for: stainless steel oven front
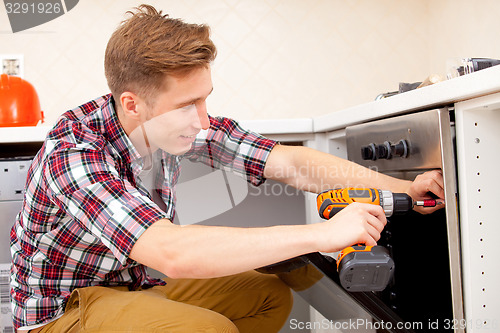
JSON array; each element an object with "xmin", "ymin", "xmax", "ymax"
[{"xmin": 344, "ymin": 107, "xmax": 464, "ymax": 333}]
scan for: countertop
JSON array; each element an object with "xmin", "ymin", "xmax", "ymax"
[
  {"xmin": 2, "ymin": 65, "xmax": 500, "ymax": 143},
  {"xmin": 0, "ymin": 125, "xmax": 52, "ymax": 143}
]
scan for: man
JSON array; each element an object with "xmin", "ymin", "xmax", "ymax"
[{"xmin": 10, "ymin": 4, "xmax": 444, "ymax": 333}]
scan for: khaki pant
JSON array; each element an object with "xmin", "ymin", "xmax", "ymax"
[{"xmin": 38, "ymin": 271, "xmax": 292, "ymax": 333}]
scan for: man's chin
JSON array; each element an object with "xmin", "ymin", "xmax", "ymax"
[{"xmin": 160, "ymin": 144, "xmax": 193, "ymax": 156}]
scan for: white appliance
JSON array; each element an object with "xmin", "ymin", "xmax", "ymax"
[{"xmin": 0, "ymin": 158, "xmax": 32, "ymax": 333}]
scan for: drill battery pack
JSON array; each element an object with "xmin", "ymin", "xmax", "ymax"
[{"xmin": 337, "ymin": 245, "xmax": 394, "ymax": 292}]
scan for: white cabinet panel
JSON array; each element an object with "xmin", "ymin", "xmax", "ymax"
[{"xmin": 455, "ymin": 92, "xmax": 500, "ymax": 332}]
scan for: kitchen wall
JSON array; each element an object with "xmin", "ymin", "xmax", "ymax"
[
  {"xmin": 427, "ymin": 0, "xmax": 500, "ymax": 75},
  {"xmin": 1, "ymin": 0, "xmax": 499, "ymax": 126}
]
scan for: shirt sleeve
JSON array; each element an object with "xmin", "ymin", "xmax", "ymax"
[
  {"xmin": 43, "ymin": 141, "xmax": 167, "ymax": 265},
  {"xmin": 183, "ymin": 116, "xmax": 277, "ymax": 186}
]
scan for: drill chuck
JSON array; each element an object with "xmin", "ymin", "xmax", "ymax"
[
  {"xmin": 359, "ymin": 189, "xmax": 414, "ymax": 217},
  {"xmin": 379, "ymin": 190, "xmax": 394, "ymax": 216},
  {"xmin": 391, "ymin": 192, "xmax": 414, "ymax": 215}
]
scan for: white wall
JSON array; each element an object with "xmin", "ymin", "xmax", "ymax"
[{"xmin": 1, "ymin": 0, "xmax": 499, "ymax": 126}]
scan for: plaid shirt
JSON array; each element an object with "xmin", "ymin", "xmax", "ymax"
[{"xmin": 10, "ymin": 94, "xmax": 277, "ymax": 329}]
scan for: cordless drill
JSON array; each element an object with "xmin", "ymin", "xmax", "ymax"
[{"xmin": 316, "ymin": 188, "xmax": 439, "ymax": 292}]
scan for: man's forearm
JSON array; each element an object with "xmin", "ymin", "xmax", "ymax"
[
  {"xmin": 131, "ymin": 195, "xmax": 388, "ymax": 280},
  {"xmin": 130, "ymin": 219, "xmax": 321, "ymax": 279},
  {"xmin": 264, "ymin": 145, "xmax": 411, "ymax": 194}
]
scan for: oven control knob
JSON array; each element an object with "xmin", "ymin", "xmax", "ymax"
[
  {"xmin": 377, "ymin": 141, "xmax": 392, "ymax": 159},
  {"xmin": 361, "ymin": 143, "xmax": 377, "ymax": 160},
  {"xmin": 392, "ymin": 139, "xmax": 409, "ymax": 158}
]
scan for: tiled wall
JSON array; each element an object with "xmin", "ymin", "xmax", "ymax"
[{"xmin": 1, "ymin": 0, "xmax": 499, "ymax": 126}]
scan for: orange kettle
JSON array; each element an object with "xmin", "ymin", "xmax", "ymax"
[{"xmin": 0, "ymin": 74, "xmax": 44, "ymax": 127}]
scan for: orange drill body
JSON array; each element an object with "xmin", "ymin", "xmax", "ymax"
[
  {"xmin": 317, "ymin": 188, "xmax": 382, "ymax": 220},
  {"xmin": 316, "ymin": 187, "xmax": 414, "ymax": 292}
]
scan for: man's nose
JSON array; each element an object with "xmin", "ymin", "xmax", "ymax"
[{"xmin": 195, "ymin": 102, "xmax": 210, "ymax": 130}]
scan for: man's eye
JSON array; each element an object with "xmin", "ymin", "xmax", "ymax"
[{"xmin": 181, "ymin": 104, "xmax": 196, "ymax": 111}]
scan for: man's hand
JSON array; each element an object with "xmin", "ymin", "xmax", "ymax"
[
  {"xmin": 407, "ymin": 170, "xmax": 445, "ymax": 214},
  {"xmin": 315, "ymin": 202, "xmax": 387, "ymax": 253}
]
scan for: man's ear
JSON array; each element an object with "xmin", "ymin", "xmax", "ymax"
[{"xmin": 119, "ymin": 91, "xmax": 142, "ymax": 121}]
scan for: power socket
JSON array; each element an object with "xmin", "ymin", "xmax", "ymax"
[{"xmin": 1, "ymin": 54, "xmax": 24, "ymax": 77}]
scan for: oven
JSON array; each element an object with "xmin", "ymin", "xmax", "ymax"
[{"xmin": 343, "ymin": 107, "xmax": 464, "ymax": 332}]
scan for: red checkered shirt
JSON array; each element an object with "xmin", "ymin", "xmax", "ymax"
[{"xmin": 10, "ymin": 94, "xmax": 277, "ymax": 329}]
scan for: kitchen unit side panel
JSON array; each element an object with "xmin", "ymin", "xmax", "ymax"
[
  {"xmin": 303, "ymin": 130, "xmax": 349, "ymax": 227},
  {"xmin": 303, "ymin": 131, "xmax": 348, "ymax": 227},
  {"xmin": 455, "ymin": 93, "xmax": 500, "ymax": 332}
]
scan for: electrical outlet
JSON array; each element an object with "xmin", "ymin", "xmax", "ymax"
[{"xmin": 0, "ymin": 54, "xmax": 24, "ymax": 77}]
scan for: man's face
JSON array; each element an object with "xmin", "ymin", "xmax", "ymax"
[{"xmin": 135, "ymin": 66, "xmax": 213, "ymax": 156}]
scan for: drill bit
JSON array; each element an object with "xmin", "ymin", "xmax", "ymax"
[{"xmin": 414, "ymin": 199, "xmax": 443, "ymax": 207}]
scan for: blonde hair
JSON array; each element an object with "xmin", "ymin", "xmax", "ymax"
[{"xmin": 104, "ymin": 4, "xmax": 217, "ymax": 103}]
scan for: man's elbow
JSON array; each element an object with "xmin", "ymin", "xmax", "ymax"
[
  {"xmin": 131, "ymin": 221, "xmax": 217, "ymax": 279},
  {"xmin": 157, "ymin": 254, "xmax": 215, "ymax": 279}
]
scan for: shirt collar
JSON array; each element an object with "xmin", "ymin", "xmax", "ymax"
[{"xmin": 100, "ymin": 95, "xmax": 142, "ymax": 168}]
